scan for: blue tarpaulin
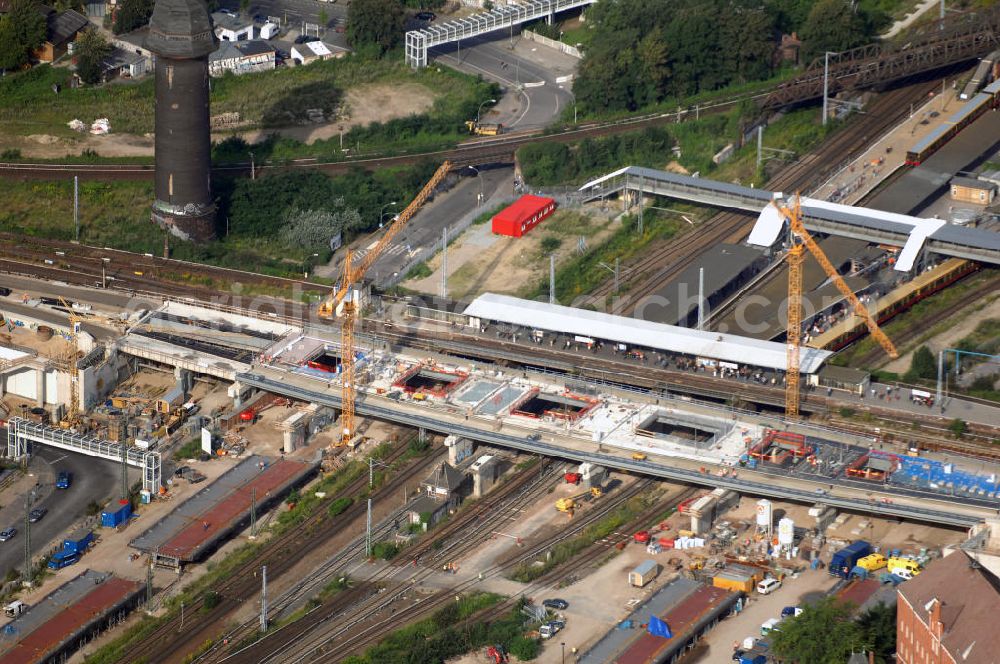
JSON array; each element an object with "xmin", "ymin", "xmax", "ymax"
[{"xmin": 648, "ymin": 615, "xmax": 673, "ymax": 639}]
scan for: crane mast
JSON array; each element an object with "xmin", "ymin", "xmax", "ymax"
[
  {"xmin": 319, "ymin": 161, "xmax": 453, "ymax": 446},
  {"xmin": 774, "ymin": 195, "xmax": 899, "ymax": 417}
]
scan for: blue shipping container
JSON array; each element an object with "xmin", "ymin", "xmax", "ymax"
[
  {"xmin": 101, "ymin": 501, "xmax": 132, "ymax": 528},
  {"xmin": 63, "ymin": 529, "xmax": 94, "ymax": 554}
]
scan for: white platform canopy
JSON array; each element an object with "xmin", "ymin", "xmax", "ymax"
[{"xmin": 463, "ymin": 293, "xmax": 832, "ymax": 374}]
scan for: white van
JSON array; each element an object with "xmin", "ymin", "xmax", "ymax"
[
  {"xmin": 757, "ymin": 577, "xmax": 782, "ymax": 595},
  {"xmin": 760, "ymin": 618, "xmax": 781, "ymax": 636},
  {"xmin": 4, "ymin": 600, "xmax": 26, "ymax": 617},
  {"xmin": 259, "ymin": 22, "xmax": 279, "ymax": 39}
]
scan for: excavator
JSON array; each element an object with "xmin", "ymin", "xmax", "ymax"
[{"xmin": 555, "ymin": 487, "xmax": 603, "ymax": 513}]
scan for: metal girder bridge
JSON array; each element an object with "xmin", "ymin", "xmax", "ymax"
[
  {"xmin": 7, "ymin": 418, "xmax": 161, "ymax": 494},
  {"xmin": 405, "ymin": 0, "xmax": 595, "ymax": 68},
  {"xmin": 763, "ymin": 5, "xmax": 1000, "ymax": 109}
]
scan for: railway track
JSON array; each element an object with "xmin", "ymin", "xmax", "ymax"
[
  {"xmin": 218, "ymin": 459, "xmax": 568, "ymax": 663},
  {"xmin": 117, "ymin": 442, "xmax": 440, "ymax": 664},
  {"xmin": 0, "ymin": 87, "xmax": 773, "ymax": 182},
  {"xmin": 196, "ymin": 456, "xmax": 561, "ymax": 663},
  {"xmin": 588, "ymin": 80, "xmax": 941, "ymax": 310},
  {"xmin": 848, "ymin": 273, "xmax": 1000, "ymax": 368}
]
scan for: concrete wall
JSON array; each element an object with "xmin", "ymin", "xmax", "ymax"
[
  {"xmin": 80, "ymin": 349, "xmax": 125, "ymax": 410},
  {"xmin": 522, "ymin": 30, "xmax": 582, "ymax": 58}
]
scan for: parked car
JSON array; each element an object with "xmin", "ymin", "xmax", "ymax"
[
  {"xmin": 415, "ymin": 11, "xmax": 435, "ymax": 21},
  {"xmin": 542, "ymin": 598, "xmax": 568, "ymax": 610},
  {"xmin": 218, "ymin": 8, "xmax": 237, "ymax": 17},
  {"xmin": 294, "ymin": 34, "xmax": 320, "ymax": 44},
  {"xmin": 56, "ymin": 471, "xmax": 72, "ymax": 489},
  {"xmin": 756, "ymin": 577, "xmax": 781, "ymax": 595},
  {"xmin": 28, "ymin": 508, "xmax": 47, "ymax": 523},
  {"xmin": 781, "ymin": 606, "xmax": 802, "ymax": 618},
  {"xmin": 0, "ymin": 528, "xmax": 15, "ymax": 541},
  {"xmin": 539, "ymin": 620, "xmax": 565, "ymax": 639}
]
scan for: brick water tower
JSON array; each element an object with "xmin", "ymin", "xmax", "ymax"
[{"xmin": 146, "ymin": 0, "xmax": 218, "ymax": 241}]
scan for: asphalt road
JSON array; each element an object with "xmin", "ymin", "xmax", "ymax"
[
  {"xmin": 359, "ymin": 166, "xmax": 514, "ymax": 286},
  {"xmin": 0, "ymin": 446, "xmax": 128, "ymax": 578},
  {"xmin": 219, "ymin": 0, "xmax": 347, "ymax": 31},
  {"xmin": 430, "ymin": 34, "xmax": 577, "ymax": 130}
]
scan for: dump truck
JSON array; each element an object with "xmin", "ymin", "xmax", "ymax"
[{"xmin": 465, "ymin": 120, "xmax": 503, "ymax": 136}]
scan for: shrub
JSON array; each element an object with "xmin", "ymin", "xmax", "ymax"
[{"xmin": 370, "ymin": 541, "xmax": 399, "ymax": 560}]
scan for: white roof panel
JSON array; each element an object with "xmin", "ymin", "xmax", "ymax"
[
  {"xmin": 463, "ymin": 293, "xmax": 831, "ymax": 374},
  {"xmin": 747, "ymin": 203, "xmax": 785, "ymax": 247}
]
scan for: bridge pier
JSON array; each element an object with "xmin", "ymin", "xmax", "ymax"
[{"xmin": 35, "ymin": 370, "xmax": 44, "ymax": 407}]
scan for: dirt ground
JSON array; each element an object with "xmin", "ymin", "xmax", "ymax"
[
  {"xmin": 403, "ymin": 205, "xmax": 623, "ymax": 300},
  {"xmin": 2, "ymin": 82, "xmax": 440, "ymax": 157}
]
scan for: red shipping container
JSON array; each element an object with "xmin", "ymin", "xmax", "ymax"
[
  {"xmin": 659, "ymin": 537, "xmax": 675, "ymax": 549},
  {"xmin": 492, "ymin": 195, "xmax": 557, "ymax": 237}
]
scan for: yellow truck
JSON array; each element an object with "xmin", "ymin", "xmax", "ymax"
[
  {"xmin": 465, "ymin": 120, "xmax": 503, "ymax": 136},
  {"xmin": 856, "ymin": 553, "xmax": 888, "ymax": 572},
  {"xmin": 887, "ymin": 556, "xmax": 922, "ymax": 578}
]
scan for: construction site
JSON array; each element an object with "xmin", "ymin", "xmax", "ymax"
[{"xmin": 0, "ymin": 6, "xmax": 999, "ymax": 663}]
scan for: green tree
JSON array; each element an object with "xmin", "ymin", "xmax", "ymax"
[
  {"xmin": 799, "ymin": 0, "xmax": 870, "ymax": 61},
  {"xmin": 0, "ymin": 0, "xmax": 47, "ymax": 70},
  {"xmin": 949, "ymin": 418, "xmax": 968, "ymax": 438},
  {"xmin": 346, "ymin": 0, "xmax": 405, "ymax": 54},
  {"xmin": 279, "ymin": 206, "xmax": 361, "ymax": 252},
  {"xmin": 858, "ymin": 602, "xmax": 896, "ymax": 663},
  {"xmin": 770, "ymin": 597, "xmax": 865, "ymax": 663},
  {"xmin": 905, "ymin": 345, "xmax": 936, "ymax": 381},
  {"xmin": 318, "ymin": 8, "xmax": 329, "ymax": 27},
  {"xmin": 74, "ymin": 27, "xmax": 111, "ymax": 84},
  {"xmin": 112, "ymin": 0, "xmax": 155, "ymax": 35}
]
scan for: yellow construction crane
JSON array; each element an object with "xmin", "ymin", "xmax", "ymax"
[
  {"xmin": 773, "ymin": 195, "xmax": 898, "ymax": 417},
  {"xmin": 318, "ymin": 161, "xmax": 452, "ymax": 445}
]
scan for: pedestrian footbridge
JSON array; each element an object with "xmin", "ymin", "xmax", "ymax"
[
  {"xmin": 580, "ymin": 166, "xmax": 1000, "ymax": 270},
  {"xmin": 405, "ymin": 0, "xmax": 594, "ymax": 67}
]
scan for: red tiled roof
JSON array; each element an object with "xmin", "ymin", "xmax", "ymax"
[
  {"xmin": 159, "ymin": 459, "xmax": 307, "ymax": 560},
  {"xmin": 613, "ymin": 585, "xmax": 734, "ymax": 664},
  {"xmin": 3, "ymin": 577, "xmax": 141, "ymax": 664},
  {"xmin": 898, "ymin": 550, "xmax": 1000, "ymax": 661}
]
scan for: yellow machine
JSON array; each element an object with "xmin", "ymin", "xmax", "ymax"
[
  {"xmin": 631, "ymin": 452, "xmax": 647, "ymax": 461},
  {"xmin": 318, "ymin": 161, "xmax": 452, "ymax": 446},
  {"xmin": 465, "ymin": 120, "xmax": 503, "ymax": 136},
  {"xmin": 555, "ymin": 487, "xmax": 602, "ymax": 512},
  {"xmin": 857, "ymin": 553, "xmax": 888, "ymax": 572},
  {"xmin": 773, "ymin": 196, "xmax": 898, "ymax": 417}
]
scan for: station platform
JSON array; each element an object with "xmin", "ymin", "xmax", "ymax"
[
  {"xmin": 129, "ymin": 455, "xmax": 316, "ymax": 568},
  {"xmin": 0, "ymin": 570, "xmax": 142, "ymax": 664}
]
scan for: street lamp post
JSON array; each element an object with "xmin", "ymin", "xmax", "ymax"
[
  {"xmin": 378, "ymin": 201, "xmax": 397, "ymax": 228},
  {"xmin": 561, "ymin": 642, "xmax": 566, "ymax": 664},
  {"xmin": 476, "ymin": 98, "xmax": 497, "ymax": 125},
  {"xmin": 468, "ymin": 166, "xmax": 484, "ymax": 205},
  {"xmin": 249, "ymin": 151, "xmax": 255, "ymax": 180}
]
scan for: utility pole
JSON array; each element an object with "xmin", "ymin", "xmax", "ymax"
[
  {"xmin": 822, "ymin": 52, "xmax": 831, "ymax": 126},
  {"xmin": 250, "ymin": 486, "xmax": 257, "ymax": 537},
  {"xmin": 936, "ymin": 349, "xmax": 945, "ymax": 411},
  {"xmin": 698, "ymin": 267, "xmax": 705, "ymax": 330},
  {"xmin": 549, "ymin": 254, "xmax": 556, "ymax": 305},
  {"xmin": 614, "ymin": 257, "xmax": 620, "ymax": 293},
  {"xmin": 440, "ymin": 226, "xmax": 448, "ymax": 300},
  {"xmin": 22, "ymin": 491, "xmax": 33, "ymax": 586},
  {"xmin": 365, "ymin": 497, "xmax": 373, "ymax": 557},
  {"xmin": 637, "ymin": 174, "xmax": 644, "ymax": 234},
  {"xmin": 259, "ymin": 565, "xmax": 268, "ymax": 633},
  {"xmin": 756, "ymin": 125, "xmax": 764, "ymax": 168},
  {"xmin": 73, "ymin": 176, "xmax": 79, "ymax": 241},
  {"xmin": 120, "ymin": 416, "xmax": 129, "ymax": 500},
  {"xmin": 146, "ymin": 560, "xmax": 154, "ymax": 604}
]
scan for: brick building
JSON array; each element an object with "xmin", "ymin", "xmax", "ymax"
[{"xmin": 897, "ymin": 549, "xmax": 1000, "ymax": 663}]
